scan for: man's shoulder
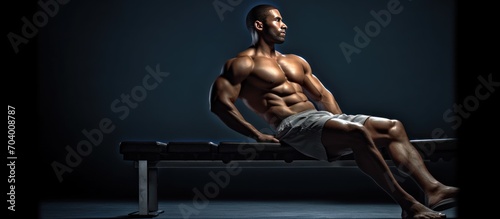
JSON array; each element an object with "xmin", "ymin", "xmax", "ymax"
[
  {"xmin": 236, "ymin": 47, "xmax": 255, "ymax": 57},
  {"xmin": 221, "ymin": 53, "xmax": 255, "ymax": 77},
  {"xmin": 280, "ymin": 53, "xmax": 307, "ymax": 62},
  {"xmin": 224, "ymin": 49, "xmax": 255, "ymax": 70},
  {"xmin": 224, "ymin": 55, "xmax": 254, "ymax": 69}
]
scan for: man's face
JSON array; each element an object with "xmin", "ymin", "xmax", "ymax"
[{"xmin": 261, "ymin": 9, "xmax": 287, "ymax": 44}]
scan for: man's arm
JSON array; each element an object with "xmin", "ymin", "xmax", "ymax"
[
  {"xmin": 209, "ymin": 57, "xmax": 279, "ymax": 142},
  {"xmin": 295, "ymin": 55, "xmax": 342, "ymax": 114}
]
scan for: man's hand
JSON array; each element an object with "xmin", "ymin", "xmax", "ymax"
[{"xmin": 256, "ymin": 133, "xmax": 280, "ymax": 143}]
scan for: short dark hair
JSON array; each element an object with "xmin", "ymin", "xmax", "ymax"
[{"xmin": 245, "ymin": 4, "xmax": 278, "ymax": 32}]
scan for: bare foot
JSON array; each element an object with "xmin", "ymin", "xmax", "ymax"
[
  {"xmin": 402, "ymin": 202, "xmax": 446, "ymax": 219},
  {"xmin": 427, "ymin": 185, "xmax": 459, "ymax": 211}
]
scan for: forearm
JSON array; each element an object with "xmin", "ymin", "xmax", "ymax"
[
  {"xmin": 303, "ymin": 73, "xmax": 342, "ymax": 114},
  {"xmin": 315, "ymin": 95, "xmax": 342, "ymax": 114},
  {"xmin": 211, "ymin": 101, "xmax": 263, "ymax": 140}
]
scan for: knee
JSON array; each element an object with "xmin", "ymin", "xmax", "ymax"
[
  {"xmin": 345, "ymin": 123, "xmax": 372, "ymax": 145},
  {"xmin": 387, "ymin": 119, "xmax": 406, "ymax": 138}
]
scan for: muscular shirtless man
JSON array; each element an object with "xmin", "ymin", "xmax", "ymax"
[{"xmin": 209, "ymin": 4, "xmax": 458, "ymax": 219}]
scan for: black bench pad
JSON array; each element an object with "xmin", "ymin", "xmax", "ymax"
[{"xmin": 119, "ymin": 138, "xmax": 457, "ymax": 163}]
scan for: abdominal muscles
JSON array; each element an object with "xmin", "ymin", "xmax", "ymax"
[{"xmin": 240, "ymin": 80, "xmax": 315, "ymax": 126}]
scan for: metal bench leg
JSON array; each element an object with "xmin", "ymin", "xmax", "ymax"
[
  {"xmin": 129, "ymin": 160, "xmax": 164, "ymax": 217},
  {"xmin": 148, "ymin": 165, "xmax": 160, "ymax": 213}
]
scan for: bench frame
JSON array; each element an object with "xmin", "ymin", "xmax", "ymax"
[{"xmin": 119, "ymin": 138, "xmax": 457, "ymax": 217}]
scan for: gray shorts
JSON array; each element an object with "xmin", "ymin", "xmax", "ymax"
[{"xmin": 275, "ymin": 109, "xmax": 370, "ymax": 161}]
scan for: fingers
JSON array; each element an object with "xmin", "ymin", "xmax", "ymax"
[{"xmin": 257, "ymin": 134, "xmax": 280, "ymax": 143}]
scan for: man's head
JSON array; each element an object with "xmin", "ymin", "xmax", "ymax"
[{"xmin": 246, "ymin": 4, "xmax": 287, "ymax": 45}]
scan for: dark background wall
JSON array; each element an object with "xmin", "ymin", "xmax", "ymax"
[{"xmin": 7, "ymin": 0, "xmax": 460, "ymax": 203}]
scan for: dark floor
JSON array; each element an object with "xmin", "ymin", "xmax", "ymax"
[
  {"xmin": 37, "ymin": 199, "xmax": 458, "ymax": 219},
  {"xmin": 33, "ymin": 160, "xmax": 459, "ymax": 219}
]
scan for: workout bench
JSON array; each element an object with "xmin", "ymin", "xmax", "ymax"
[{"xmin": 119, "ymin": 138, "xmax": 457, "ymax": 217}]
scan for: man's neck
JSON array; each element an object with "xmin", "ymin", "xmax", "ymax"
[{"xmin": 252, "ymin": 38, "xmax": 278, "ymax": 58}]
